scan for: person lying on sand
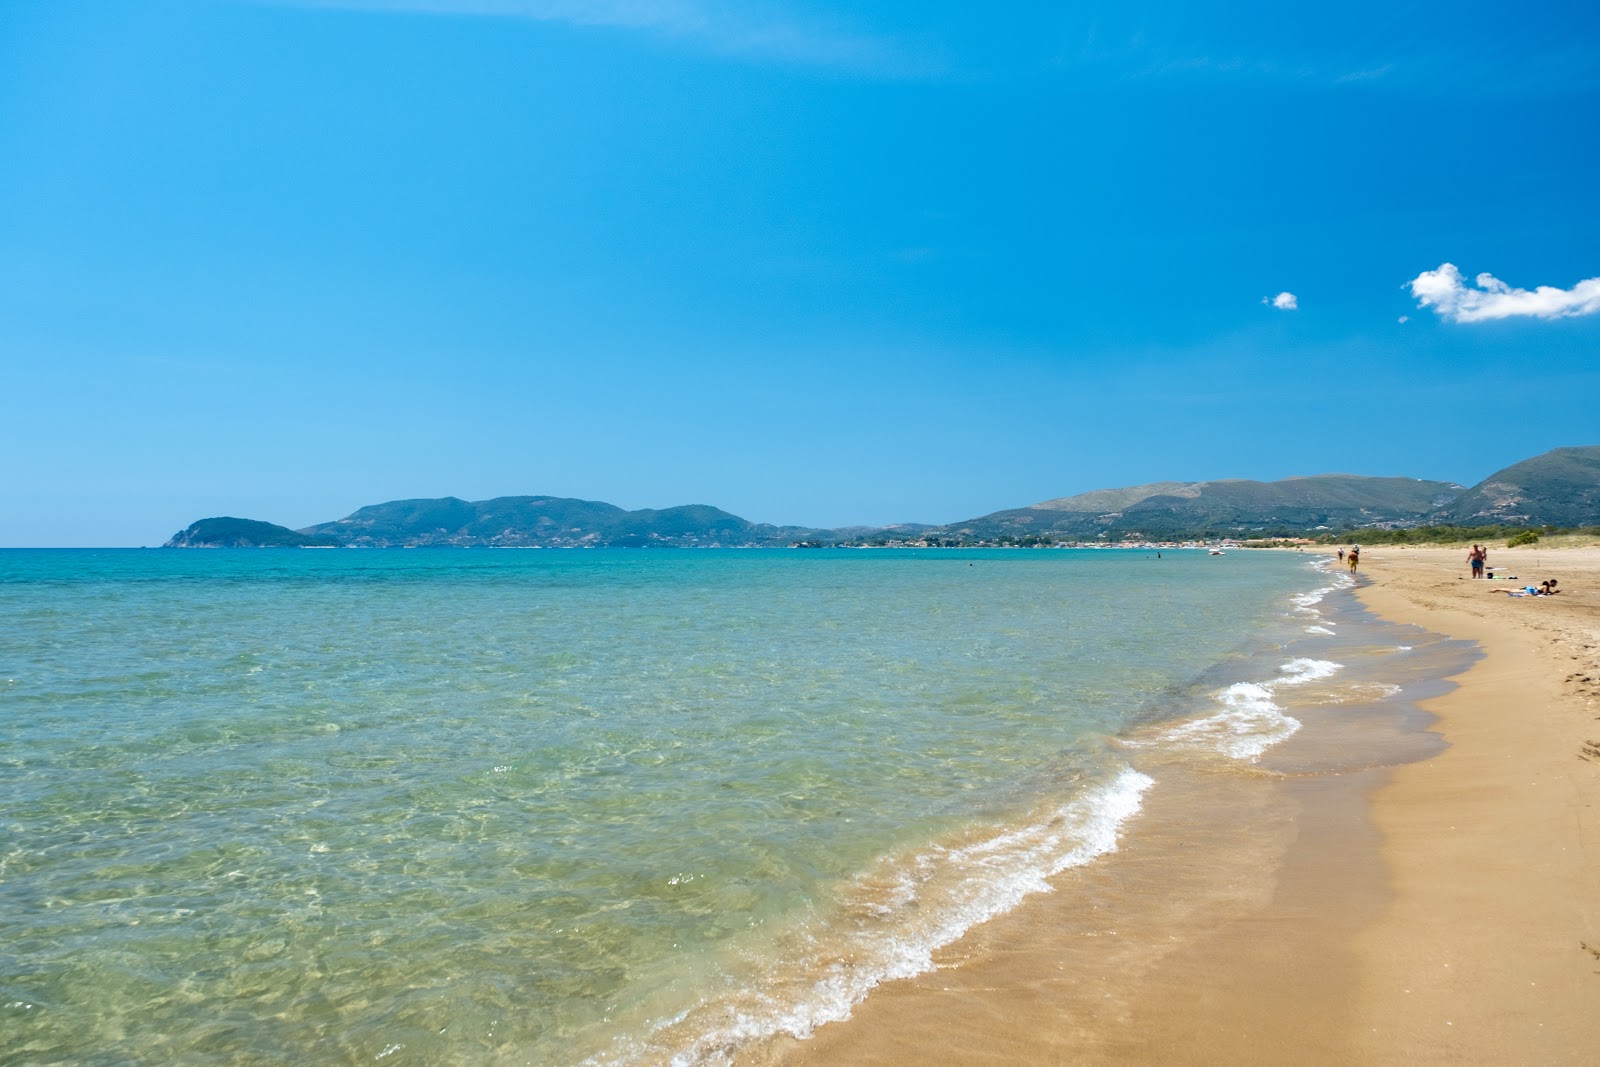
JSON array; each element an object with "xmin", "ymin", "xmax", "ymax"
[{"xmin": 1499, "ymin": 580, "xmax": 1560, "ymax": 597}]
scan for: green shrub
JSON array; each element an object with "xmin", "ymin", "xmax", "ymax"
[
  {"xmin": 1318, "ymin": 524, "xmax": 1558, "ymax": 546},
  {"xmin": 1506, "ymin": 530, "xmax": 1541, "ymax": 547}
]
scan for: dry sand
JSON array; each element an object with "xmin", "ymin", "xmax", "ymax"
[
  {"xmin": 1350, "ymin": 544, "xmax": 1600, "ymax": 1063},
  {"xmin": 760, "ymin": 544, "xmax": 1600, "ymax": 1065}
]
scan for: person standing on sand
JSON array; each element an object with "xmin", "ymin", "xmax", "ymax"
[
  {"xmin": 1348, "ymin": 546, "xmax": 1360, "ymax": 573},
  {"xmin": 1338, "ymin": 548, "xmax": 1345, "ymax": 563},
  {"xmin": 1469, "ymin": 544, "xmax": 1484, "ymax": 579}
]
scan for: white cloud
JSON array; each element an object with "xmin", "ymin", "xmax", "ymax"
[
  {"xmin": 1397, "ymin": 315, "xmax": 1409, "ymax": 324},
  {"xmin": 1409, "ymin": 263, "xmax": 1600, "ymax": 323},
  {"xmin": 263, "ymin": 0, "xmax": 926, "ymax": 74},
  {"xmin": 1267, "ymin": 291, "xmax": 1298, "ymax": 310}
]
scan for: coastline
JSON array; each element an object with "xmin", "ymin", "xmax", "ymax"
[
  {"xmin": 758, "ymin": 546, "xmax": 1600, "ymax": 1065},
  {"xmin": 11, "ymin": 547, "xmax": 1595, "ymax": 1063}
]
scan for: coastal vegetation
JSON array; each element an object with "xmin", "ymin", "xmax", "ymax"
[{"xmin": 1322, "ymin": 524, "xmax": 1600, "ymax": 547}]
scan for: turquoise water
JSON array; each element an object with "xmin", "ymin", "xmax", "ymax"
[{"xmin": 2, "ymin": 548, "xmax": 1319, "ymax": 1065}]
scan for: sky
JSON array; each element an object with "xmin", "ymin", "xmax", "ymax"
[{"xmin": 2, "ymin": 0, "xmax": 1598, "ymax": 545}]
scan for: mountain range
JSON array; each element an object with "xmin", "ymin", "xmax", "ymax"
[
  {"xmin": 925, "ymin": 474, "xmax": 1464, "ymax": 541},
  {"xmin": 164, "ymin": 445, "xmax": 1600, "ymax": 548}
]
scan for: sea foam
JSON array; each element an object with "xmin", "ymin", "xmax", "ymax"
[
  {"xmin": 1292, "ymin": 557, "xmax": 1356, "ymax": 619},
  {"xmin": 593, "ymin": 768, "xmax": 1154, "ymax": 1066},
  {"xmin": 1151, "ymin": 657, "xmax": 1343, "ymax": 761}
]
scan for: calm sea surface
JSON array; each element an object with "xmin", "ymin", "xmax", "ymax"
[{"xmin": 2, "ymin": 548, "xmax": 1325, "ymax": 1065}]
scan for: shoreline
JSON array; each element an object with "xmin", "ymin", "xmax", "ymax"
[{"xmin": 759, "ymin": 546, "xmax": 1599, "ymax": 1064}]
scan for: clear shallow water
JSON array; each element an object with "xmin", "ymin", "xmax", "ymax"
[{"xmin": 2, "ymin": 548, "xmax": 1320, "ymax": 1065}]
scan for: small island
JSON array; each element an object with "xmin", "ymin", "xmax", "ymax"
[{"xmin": 164, "ymin": 517, "xmax": 343, "ymax": 548}]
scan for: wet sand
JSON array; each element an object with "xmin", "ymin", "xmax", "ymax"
[{"xmin": 759, "ymin": 545, "xmax": 1600, "ymax": 1065}]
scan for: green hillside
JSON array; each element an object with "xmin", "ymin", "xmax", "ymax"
[
  {"xmin": 298, "ymin": 495, "xmax": 821, "ymax": 547},
  {"xmin": 934, "ymin": 475, "xmax": 1464, "ymax": 540},
  {"xmin": 1435, "ymin": 446, "xmax": 1600, "ymax": 527},
  {"xmin": 164, "ymin": 517, "xmax": 342, "ymax": 548},
  {"xmin": 1030, "ymin": 482, "xmax": 1196, "ymax": 513}
]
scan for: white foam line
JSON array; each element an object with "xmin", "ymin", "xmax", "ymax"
[
  {"xmin": 1292, "ymin": 586, "xmax": 1335, "ymax": 609},
  {"xmin": 593, "ymin": 768, "xmax": 1154, "ymax": 1067},
  {"xmin": 1151, "ymin": 658, "xmax": 1343, "ymax": 762},
  {"xmin": 1277, "ymin": 657, "xmax": 1342, "ymax": 685},
  {"xmin": 1293, "ymin": 560, "xmax": 1355, "ymax": 619}
]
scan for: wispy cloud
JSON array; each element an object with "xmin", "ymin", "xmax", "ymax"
[
  {"xmin": 1063, "ymin": 5, "xmax": 1600, "ymax": 97},
  {"xmin": 1409, "ymin": 263, "xmax": 1600, "ymax": 323},
  {"xmin": 261, "ymin": 0, "xmax": 933, "ymax": 75},
  {"xmin": 1333, "ymin": 64, "xmax": 1392, "ymax": 84},
  {"xmin": 1263, "ymin": 291, "xmax": 1298, "ymax": 310}
]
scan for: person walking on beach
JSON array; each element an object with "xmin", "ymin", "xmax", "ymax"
[
  {"xmin": 1348, "ymin": 545, "xmax": 1360, "ymax": 573},
  {"xmin": 1469, "ymin": 544, "xmax": 1485, "ymax": 579},
  {"xmin": 1338, "ymin": 548, "xmax": 1345, "ymax": 563}
]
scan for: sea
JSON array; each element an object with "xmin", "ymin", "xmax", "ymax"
[{"xmin": 0, "ymin": 547, "xmax": 1465, "ymax": 1065}]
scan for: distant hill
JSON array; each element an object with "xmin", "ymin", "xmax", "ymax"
[
  {"xmin": 1031, "ymin": 482, "xmax": 1196, "ymax": 513},
  {"xmin": 296, "ymin": 495, "xmax": 823, "ymax": 548},
  {"xmin": 1434, "ymin": 446, "xmax": 1600, "ymax": 527},
  {"xmin": 165, "ymin": 517, "xmax": 342, "ymax": 548},
  {"xmin": 929, "ymin": 475, "xmax": 1465, "ymax": 540},
  {"xmin": 161, "ymin": 446, "xmax": 1600, "ymax": 548}
]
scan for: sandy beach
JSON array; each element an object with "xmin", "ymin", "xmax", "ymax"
[
  {"xmin": 1350, "ymin": 544, "xmax": 1600, "ymax": 1062},
  {"xmin": 762, "ymin": 543, "xmax": 1600, "ymax": 1065}
]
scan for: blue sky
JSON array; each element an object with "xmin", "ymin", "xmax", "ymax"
[{"xmin": 2, "ymin": 0, "xmax": 1598, "ymax": 544}]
